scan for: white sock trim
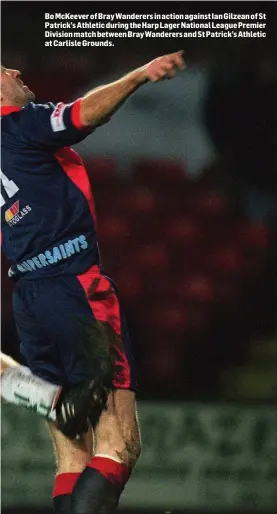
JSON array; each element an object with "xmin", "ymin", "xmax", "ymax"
[{"xmin": 94, "ymin": 453, "xmax": 123, "ymax": 464}]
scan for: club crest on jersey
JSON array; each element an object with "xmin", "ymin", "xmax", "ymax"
[{"xmin": 5, "ymin": 201, "xmax": 32, "ymax": 226}]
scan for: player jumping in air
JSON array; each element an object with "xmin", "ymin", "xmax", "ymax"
[{"xmin": 1, "ymin": 50, "xmax": 186, "ymax": 513}]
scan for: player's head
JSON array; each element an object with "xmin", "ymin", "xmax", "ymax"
[{"xmin": 1, "ymin": 66, "xmax": 35, "ymax": 107}]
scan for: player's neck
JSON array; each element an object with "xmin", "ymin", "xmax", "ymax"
[{"xmin": 1, "ymin": 98, "xmax": 26, "ymax": 108}]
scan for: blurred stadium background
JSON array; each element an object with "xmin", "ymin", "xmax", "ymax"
[{"xmin": 1, "ymin": 2, "xmax": 276, "ymax": 513}]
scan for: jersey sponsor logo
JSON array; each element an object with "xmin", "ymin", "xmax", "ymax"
[
  {"xmin": 5, "ymin": 201, "xmax": 32, "ymax": 226},
  {"xmin": 17, "ymin": 234, "xmax": 88, "ymax": 273},
  {"xmin": 50, "ymin": 102, "xmax": 66, "ymax": 132},
  {"xmin": 5, "ymin": 201, "xmax": 19, "ymax": 221}
]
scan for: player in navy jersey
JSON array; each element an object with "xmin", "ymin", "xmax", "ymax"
[{"xmin": 1, "ymin": 51, "xmax": 186, "ymax": 513}]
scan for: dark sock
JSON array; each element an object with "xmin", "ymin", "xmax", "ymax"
[
  {"xmin": 53, "ymin": 494, "xmax": 72, "ymax": 513},
  {"xmin": 52, "ymin": 472, "xmax": 81, "ymax": 513},
  {"xmin": 96, "ymin": 489, "xmax": 121, "ymax": 514},
  {"xmin": 71, "ymin": 457, "xmax": 130, "ymax": 514},
  {"xmin": 71, "ymin": 468, "xmax": 120, "ymax": 513}
]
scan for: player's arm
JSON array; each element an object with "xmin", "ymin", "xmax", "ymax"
[
  {"xmin": 1, "ymin": 352, "xmax": 61, "ymax": 421},
  {"xmin": 20, "ymin": 51, "xmax": 185, "ymax": 149},
  {"xmin": 1, "ymin": 352, "xmax": 109, "ymax": 439},
  {"xmin": 79, "ymin": 50, "xmax": 186, "ymax": 128}
]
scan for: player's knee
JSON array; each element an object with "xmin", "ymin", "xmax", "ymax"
[
  {"xmin": 48, "ymin": 421, "xmax": 93, "ymax": 474},
  {"xmin": 56, "ymin": 447, "xmax": 91, "ymax": 474},
  {"xmin": 58, "ymin": 435, "xmax": 93, "ymax": 474}
]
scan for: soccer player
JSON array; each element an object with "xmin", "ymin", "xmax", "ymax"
[
  {"xmin": 1, "ymin": 50, "xmax": 186, "ymax": 513},
  {"xmin": 1, "ymin": 351, "xmax": 103, "ymax": 436}
]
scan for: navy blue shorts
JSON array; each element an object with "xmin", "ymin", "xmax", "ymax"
[{"xmin": 12, "ymin": 265, "xmax": 137, "ymax": 390}]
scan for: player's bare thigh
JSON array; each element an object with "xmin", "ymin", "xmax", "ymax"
[
  {"xmin": 47, "ymin": 389, "xmax": 141, "ymax": 474},
  {"xmin": 94, "ymin": 389, "xmax": 141, "ymax": 470},
  {"xmin": 47, "ymin": 421, "xmax": 94, "ymax": 474}
]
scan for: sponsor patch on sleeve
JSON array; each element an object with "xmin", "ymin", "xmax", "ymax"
[{"xmin": 50, "ymin": 103, "xmax": 66, "ymax": 132}]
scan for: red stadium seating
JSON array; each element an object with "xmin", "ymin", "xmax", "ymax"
[
  {"xmin": 97, "ymin": 215, "xmax": 131, "ymax": 243},
  {"xmin": 82, "ymin": 157, "xmax": 123, "ymax": 218},
  {"xmin": 94, "ymin": 170, "xmax": 267, "ymax": 347},
  {"xmin": 140, "ymin": 272, "xmax": 214, "ymax": 304},
  {"xmin": 206, "ymin": 245, "xmax": 243, "ymax": 306},
  {"xmin": 164, "ymin": 217, "xmax": 202, "ymax": 246},
  {"xmin": 141, "ymin": 274, "xmax": 179, "ymax": 300},
  {"xmin": 233, "ymin": 222, "xmax": 270, "ymax": 279},
  {"xmin": 128, "ymin": 242, "xmax": 170, "ymax": 273},
  {"xmin": 145, "ymin": 344, "xmax": 184, "ymax": 388},
  {"xmin": 176, "ymin": 274, "xmax": 215, "ymax": 333},
  {"xmin": 235, "ymin": 222, "xmax": 269, "ymax": 248},
  {"xmin": 214, "ymin": 278, "xmax": 241, "ymax": 305},
  {"xmin": 83, "ymin": 157, "xmax": 119, "ymax": 184},
  {"xmin": 170, "ymin": 245, "xmax": 210, "ymax": 274},
  {"xmin": 130, "ymin": 216, "xmax": 164, "ymax": 244},
  {"xmin": 127, "ymin": 187, "xmax": 158, "ymax": 214},
  {"xmin": 132, "ymin": 158, "xmax": 188, "ymax": 188},
  {"xmin": 113, "ymin": 270, "xmax": 142, "ymax": 304},
  {"xmin": 187, "ymin": 190, "xmax": 230, "ymax": 221},
  {"xmin": 139, "ymin": 300, "xmax": 188, "ymax": 333},
  {"xmin": 178, "ymin": 273, "xmax": 215, "ymax": 304},
  {"xmin": 183, "ymin": 302, "xmax": 212, "ymax": 333},
  {"xmin": 138, "ymin": 295, "xmax": 213, "ymax": 337},
  {"xmin": 209, "ymin": 245, "xmax": 245, "ymax": 275}
]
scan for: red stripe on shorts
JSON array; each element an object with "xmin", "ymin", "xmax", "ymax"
[{"xmin": 77, "ymin": 267, "xmax": 131, "ymax": 389}]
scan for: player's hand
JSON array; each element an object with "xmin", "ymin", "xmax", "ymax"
[
  {"xmin": 55, "ymin": 377, "xmax": 110, "ymax": 439},
  {"xmin": 139, "ymin": 50, "xmax": 186, "ymax": 83}
]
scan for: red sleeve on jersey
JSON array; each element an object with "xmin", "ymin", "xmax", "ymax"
[{"xmin": 70, "ymin": 98, "xmax": 85, "ymax": 130}]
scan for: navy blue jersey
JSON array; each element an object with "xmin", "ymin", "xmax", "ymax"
[{"xmin": 1, "ymin": 100, "xmax": 100, "ymax": 279}]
